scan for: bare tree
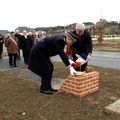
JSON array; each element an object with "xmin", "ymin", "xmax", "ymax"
[{"xmin": 96, "ymin": 19, "xmax": 105, "ymax": 44}]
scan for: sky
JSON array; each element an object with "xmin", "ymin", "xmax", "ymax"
[{"xmin": 0, "ymin": 0, "xmax": 120, "ymax": 31}]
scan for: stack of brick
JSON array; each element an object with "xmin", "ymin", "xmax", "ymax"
[{"xmin": 60, "ymin": 71, "xmax": 99, "ymax": 97}]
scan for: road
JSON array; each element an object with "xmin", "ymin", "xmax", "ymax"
[
  {"xmin": 89, "ymin": 51, "xmax": 120, "ymax": 70},
  {"xmin": 1, "ymin": 48, "xmax": 120, "ymax": 70},
  {"xmin": 51, "ymin": 51, "xmax": 120, "ymax": 70}
]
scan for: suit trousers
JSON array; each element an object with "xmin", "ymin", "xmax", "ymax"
[{"xmin": 8, "ymin": 53, "xmax": 17, "ymax": 66}]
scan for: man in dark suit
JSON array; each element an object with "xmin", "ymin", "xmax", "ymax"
[
  {"xmin": 0, "ymin": 34, "xmax": 4, "ymax": 58},
  {"xmin": 71, "ymin": 23, "xmax": 93, "ymax": 71},
  {"xmin": 28, "ymin": 32, "xmax": 78, "ymax": 95},
  {"xmin": 20, "ymin": 30, "xmax": 34, "ymax": 65},
  {"xmin": 14, "ymin": 30, "xmax": 22, "ymax": 60}
]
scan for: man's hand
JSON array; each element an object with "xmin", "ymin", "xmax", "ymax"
[
  {"xmin": 75, "ymin": 54, "xmax": 81, "ymax": 58},
  {"xmin": 87, "ymin": 53, "xmax": 92, "ymax": 60}
]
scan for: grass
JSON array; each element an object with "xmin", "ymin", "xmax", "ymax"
[
  {"xmin": 92, "ymin": 38, "xmax": 120, "ymax": 42},
  {"xmin": 93, "ymin": 39, "xmax": 120, "ymax": 43}
]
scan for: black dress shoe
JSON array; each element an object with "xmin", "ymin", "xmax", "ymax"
[
  {"xmin": 50, "ymin": 88, "xmax": 58, "ymax": 92},
  {"xmin": 40, "ymin": 89, "xmax": 53, "ymax": 95}
]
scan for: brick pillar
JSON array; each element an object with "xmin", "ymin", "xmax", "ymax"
[{"xmin": 60, "ymin": 71, "xmax": 99, "ymax": 97}]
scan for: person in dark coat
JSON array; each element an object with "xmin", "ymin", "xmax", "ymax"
[
  {"xmin": 71, "ymin": 23, "xmax": 93, "ymax": 71},
  {"xmin": 20, "ymin": 30, "xmax": 34, "ymax": 65},
  {"xmin": 0, "ymin": 34, "xmax": 4, "ymax": 58},
  {"xmin": 14, "ymin": 30, "xmax": 22, "ymax": 60},
  {"xmin": 28, "ymin": 32, "xmax": 78, "ymax": 95}
]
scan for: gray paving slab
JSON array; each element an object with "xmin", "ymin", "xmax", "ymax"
[
  {"xmin": 1, "ymin": 50, "xmax": 120, "ymax": 70},
  {"xmin": 105, "ymin": 99, "xmax": 120, "ymax": 114},
  {"xmin": 0, "ymin": 57, "xmax": 65, "ymax": 90},
  {"xmin": 1, "ymin": 50, "xmax": 120, "ymax": 90}
]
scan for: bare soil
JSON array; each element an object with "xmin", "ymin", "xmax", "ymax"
[{"xmin": 0, "ymin": 62, "xmax": 120, "ymax": 120}]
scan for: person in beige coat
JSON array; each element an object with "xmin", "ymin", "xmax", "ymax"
[{"xmin": 5, "ymin": 32, "xmax": 18, "ymax": 68}]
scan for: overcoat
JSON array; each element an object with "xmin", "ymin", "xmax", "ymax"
[
  {"xmin": 28, "ymin": 35, "xmax": 70, "ymax": 77},
  {"xmin": 0, "ymin": 35, "xmax": 4, "ymax": 54},
  {"xmin": 72, "ymin": 30, "xmax": 93, "ymax": 59}
]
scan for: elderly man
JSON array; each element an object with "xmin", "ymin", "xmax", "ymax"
[{"xmin": 71, "ymin": 23, "xmax": 93, "ymax": 71}]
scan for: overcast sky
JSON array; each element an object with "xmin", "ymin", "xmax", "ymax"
[{"xmin": 0, "ymin": 0, "xmax": 120, "ymax": 31}]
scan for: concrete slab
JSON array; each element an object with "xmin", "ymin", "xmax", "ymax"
[
  {"xmin": 52, "ymin": 78, "xmax": 65, "ymax": 90},
  {"xmin": 105, "ymin": 99, "xmax": 120, "ymax": 114}
]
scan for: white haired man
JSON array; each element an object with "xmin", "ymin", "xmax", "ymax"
[{"xmin": 70, "ymin": 23, "xmax": 93, "ymax": 71}]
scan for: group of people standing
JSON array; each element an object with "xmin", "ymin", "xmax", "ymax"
[
  {"xmin": 4, "ymin": 30, "xmax": 45, "ymax": 68},
  {"xmin": 0, "ymin": 22, "xmax": 93, "ymax": 95},
  {"xmin": 28, "ymin": 23, "xmax": 93, "ymax": 95}
]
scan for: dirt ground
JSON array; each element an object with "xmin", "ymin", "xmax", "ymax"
[
  {"xmin": 0, "ymin": 62, "xmax": 120, "ymax": 120},
  {"xmin": 0, "ymin": 41, "xmax": 120, "ymax": 120}
]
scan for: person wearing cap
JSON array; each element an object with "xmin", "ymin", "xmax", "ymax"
[
  {"xmin": 70, "ymin": 23, "xmax": 93, "ymax": 71},
  {"xmin": 28, "ymin": 33, "xmax": 78, "ymax": 95}
]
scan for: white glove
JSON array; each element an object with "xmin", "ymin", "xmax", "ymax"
[
  {"xmin": 76, "ymin": 57, "xmax": 87, "ymax": 65},
  {"xmin": 68, "ymin": 59, "xmax": 74, "ymax": 64},
  {"xmin": 68, "ymin": 66, "xmax": 77, "ymax": 76}
]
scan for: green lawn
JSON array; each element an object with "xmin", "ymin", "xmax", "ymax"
[{"xmin": 92, "ymin": 38, "xmax": 120, "ymax": 42}]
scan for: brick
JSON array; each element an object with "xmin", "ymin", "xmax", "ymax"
[{"xmin": 60, "ymin": 71, "xmax": 99, "ymax": 97}]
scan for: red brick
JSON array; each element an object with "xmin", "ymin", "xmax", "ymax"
[
  {"xmin": 60, "ymin": 71, "xmax": 99, "ymax": 97},
  {"xmin": 71, "ymin": 81, "xmax": 83, "ymax": 86}
]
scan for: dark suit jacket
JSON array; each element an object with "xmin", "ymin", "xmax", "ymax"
[
  {"xmin": 72, "ymin": 30, "xmax": 93, "ymax": 59},
  {"xmin": 28, "ymin": 34, "xmax": 70, "ymax": 76},
  {"xmin": 32, "ymin": 34, "xmax": 70, "ymax": 66},
  {"xmin": 20, "ymin": 35, "xmax": 34, "ymax": 57}
]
